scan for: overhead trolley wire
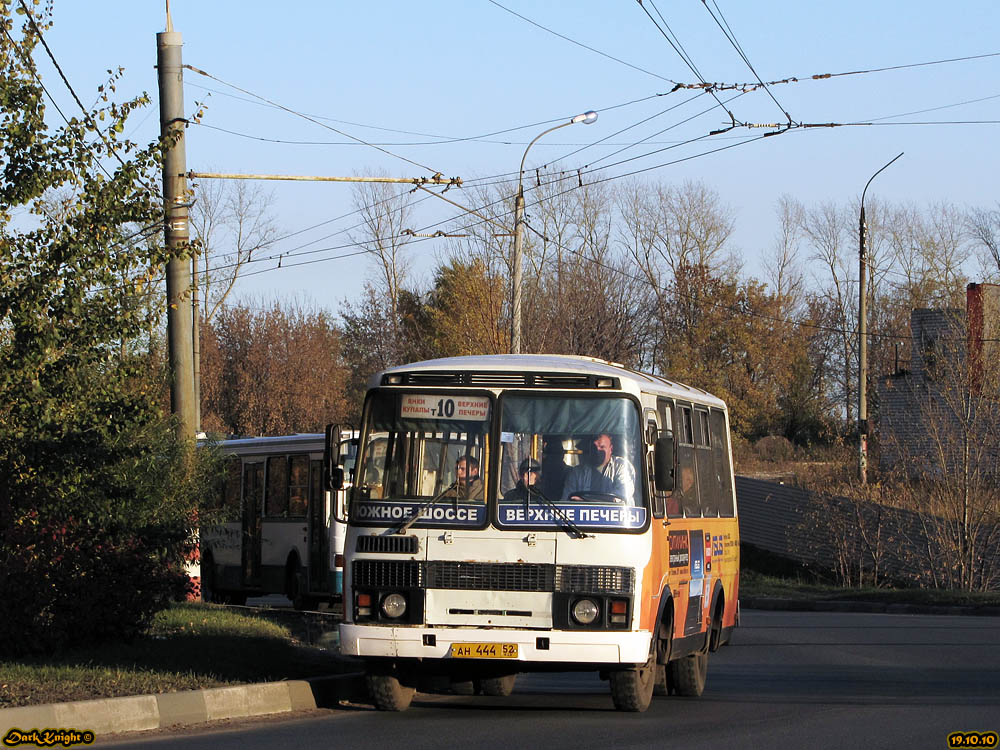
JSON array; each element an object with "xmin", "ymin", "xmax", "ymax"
[
  {"xmin": 184, "ymin": 65, "xmax": 445, "ymax": 176},
  {"xmin": 637, "ymin": 0, "xmax": 742, "ymax": 129},
  {"xmin": 485, "ymin": 0, "xmax": 680, "ymax": 85},
  {"xmin": 699, "ymin": 0, "xmax": 792, "ymax": 125}
]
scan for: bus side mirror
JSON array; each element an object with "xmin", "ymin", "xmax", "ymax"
[
  {"xmin": 654, "ymin": 435, "xmax": 674, "ymax": 492},
  {"xmin": 324, "ymin": 423, "xmax": 344, "ymax": 491}
]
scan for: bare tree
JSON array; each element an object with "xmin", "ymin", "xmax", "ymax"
[
  {"xmin": 763, "ymin": 195, "xmax": 805, "ymax": 316},
  {"xmin": 969, "ymin": 203, "xmax": 1000, "ymax": 280},
  {"xmin": 798, "ymin": 200, "xmax": 856, "ymax": 424},
  {"xmin": 190, "ymin": 179, "xmax": 279, "ymax": 323},
  {"xmin": 349, "ymin": 179, "xmax": 415, "ymax": 340}
]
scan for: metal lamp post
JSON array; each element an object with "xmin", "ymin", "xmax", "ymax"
[
  {"xmin": 858, "ymin": 151, "xmax": 903, "ymax": 483},
  {"xmin": 510, "ymin": 110, "xmax": 598, "ymax": 354}
]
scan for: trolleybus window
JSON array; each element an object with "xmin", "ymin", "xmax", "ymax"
[
  {"xmin": 265, "ymin": 456, "xmax": 288, "ymax": 517},
  {"xmin": 288, "ymin": 455, "xmax": 310, "ymax": 516}
]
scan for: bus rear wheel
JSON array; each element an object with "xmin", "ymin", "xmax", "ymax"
[
  {"xmin": 367, "ymin": 673, "xmax": 415, "ymax": 711},
  {"xmin": 609, "ymin": 648, "xmax": 655, "ymax": 712},
  {"xmin": 200, "ymin": 553, "xmax": 217, "ymax": 604},
  {"xmin": 669, "ymin": 651, "xmax": 708, "ymax": 697}
]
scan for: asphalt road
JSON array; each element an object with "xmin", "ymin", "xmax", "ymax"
[{"xmin": 101, "ymin": 609, "xmax": 1000, "ymax": 750}]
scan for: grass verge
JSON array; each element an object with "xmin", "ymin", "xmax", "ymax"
[
  {"xmin": 741, "ymin": 569, "xmax": 1000, "ymax": 608},
  {"xmin": 0, "ymin": 603, "xmax": 346, "ymax": 709}
]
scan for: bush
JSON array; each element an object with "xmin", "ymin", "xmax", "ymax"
[{"xmin": 0, "ymin": 514, "xmax": 192, "ymax": 657}]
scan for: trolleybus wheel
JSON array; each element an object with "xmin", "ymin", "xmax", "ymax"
[
  {"xmin": 200, "ymin": 553, "xmax": 217, "ymax": 604},
  {"xmin": 478, "ymin": 674, "xmax": 517, "ymax": 696},
  {"xmin": 609, "ymin": 644, "xmax": 656, "ymax": 712},
  {"xmin": 367, "ymin": 673, "xmax": 415, "ymax": 711},
  {"xmin": 669, "ymin": 651, "xmax": 708, "ymax": 697}
]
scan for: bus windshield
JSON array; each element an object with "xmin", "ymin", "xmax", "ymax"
[
  {"xmin": 351, "ymin": 391, "xmax": 492, "ymax": 528},
  {"xmin": 497, "ymin": 394, "xmax": 646, "ymax": 531}
]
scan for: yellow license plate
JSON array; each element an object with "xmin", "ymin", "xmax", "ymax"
[{"xmin": 451, "ymin": 642, "xmax": 518, "ymax": 659}]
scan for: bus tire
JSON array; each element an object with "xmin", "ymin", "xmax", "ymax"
[
  {"xmin": 286, "ymin": 557, "xmax": 309, "ymax": 610},
  {"xmin": 609, "ymin": 645, "xmax": 656, "ymax": 712},
  {"xmin": 479, "ymin": 674, "xmax": 517, "ymax": 696},
  {"xmin": 367, "ymin": 673, "xmax": 415, "ymax": 711},
  {"xmin": 653, "ymin": 664, "xmax": 669, "ymax": 696},
  {"xmin": 709, "ymin": 596, "xmax": 724, "ymax": 652},
  {"xmin": 669, "ymin": 651, "xmax": 708, "ymax": 697}
]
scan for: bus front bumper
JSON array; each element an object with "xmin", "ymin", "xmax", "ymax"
[{"xmin": 339, "ymin": 623, "xmax": 652, "ymax": 665}]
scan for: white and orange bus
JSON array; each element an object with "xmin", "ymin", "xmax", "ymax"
[{"xmin": 330, "ymin": 355, "xmax": 739, "ymax": 711}]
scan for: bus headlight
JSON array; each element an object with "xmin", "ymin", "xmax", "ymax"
[
  {"xmin": 381, "ymin": 592, "xmax": 407, "ymax": 619},
  {"xmin": 571, "ymin": 598, "xmax": 600, "ymax": 625}
]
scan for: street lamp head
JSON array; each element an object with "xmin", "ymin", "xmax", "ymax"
[{"xmin": 571, "ymin": 110, "xmax": 598, "ymax": 125}]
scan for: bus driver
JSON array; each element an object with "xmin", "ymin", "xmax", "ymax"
[{"xmin": 561, "ymin": 432, "xmax": 636, "ymax": 504}]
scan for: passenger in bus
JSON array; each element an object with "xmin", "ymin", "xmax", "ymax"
[
  {"xmin": 503, "ymin": 458, "xmax": 542, "ymax": 502},
  {"xmin": 540, "ymin": 437, "xmax": 568, "ymax": 499},
  {"xmin": 443, "ymin": 454, "xmax": 485, "ymax": 502},
  {"xmin": 561, "ymin": 433, "xmax": 636, "ymax": 503}
]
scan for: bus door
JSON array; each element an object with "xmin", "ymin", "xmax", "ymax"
[
  {"xmin": 308, "ymin": 459, "xmax": 328, "ymax": 592},
  {"xmin": 241, "ymin": 461, "xmax": 264, "ymax": 589}
]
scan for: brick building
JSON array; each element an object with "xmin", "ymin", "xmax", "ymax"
[{"xmin": 877, "ymin": 283, "xmax": 1000, "ymax": 479}]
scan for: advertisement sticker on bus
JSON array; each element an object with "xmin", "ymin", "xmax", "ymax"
[
  {"xmin": 689, "ymin": 530, "xmax": 705, "ymax": 595},
  {"xmin": 400, "ymin": 394, "xmax": 490, "ymax": 421},
  {"xmin": 669, "ymin": 530, "xmax": 690, "ymax": 569}
]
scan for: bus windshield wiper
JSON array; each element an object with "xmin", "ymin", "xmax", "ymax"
[
  {"xmin": 393, "ymin": 482, "xmax": 457, "ymax": 534},
  {"xmin": 525, "ymin": 487, "xmax": 593, "ymax": 539}
]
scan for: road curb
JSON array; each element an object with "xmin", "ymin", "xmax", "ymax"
[
  {"xmin": 0, "ymin": 672, "xmax": 368, "ymax": 739},
  {"xmin": 741, "ymin": 596, "xmax": 1000, "ymax": 616}
]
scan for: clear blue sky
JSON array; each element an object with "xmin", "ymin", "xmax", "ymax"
[{"xmin": 34, "ymin": 1, "xmax": 1000, "ymax": 310}]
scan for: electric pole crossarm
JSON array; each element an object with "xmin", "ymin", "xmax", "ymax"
[{"xmin": 187, "ymin": 172, "xmax": 462, "ymax": 186}]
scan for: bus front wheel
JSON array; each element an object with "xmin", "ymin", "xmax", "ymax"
[
  {"xmin": 367, "ymin": 673, "xmax": 415, "ymax": 711},
  {"xmin": 478, "ymin": 674, "xmax": 517, "ymax": 696},
  {"xmin": 609, "ymin": 648, "xmax": 655, "ymax": 712}
]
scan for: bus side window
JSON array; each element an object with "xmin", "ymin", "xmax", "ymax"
[
  {"xmin": 657, "ymin": 398, "xmax": 681, "ymax": 518},
  {"xmin": 220, "ymin": 456, "xmax": 242, "ymax": 521},
  {"xmin": 675, "ymin": 403, "xmax": 702, "ymax": 518},
  {"xmin": 710, "ymin": 408, "xmax": 735, "ymax": 517},
  {"xmin": 695, "ymin": 408, "xmax": 719, "ymax": 517},
  {"xmin": 288, "ymin": 455, "xmax": 309, "ymax": 517},
  {"xmin": 266, "ymin": 456, "xmax": 289, "ymax": 517}
]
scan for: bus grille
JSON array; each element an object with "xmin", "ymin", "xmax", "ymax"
[
  {"xmin": 353, "ymin": 560, "xmax": 423, "ymax": 588},
  {"xmin": 353, "ymin": 560, "xmax": 633, "ymax": 595},
  {"xmin": 426, "ymin": 562, "xmax": 555, "ymax": 592},
  {"xmin": 356, "ymin": 535, "xmax": 419, "ymax": 554},
  {"xmin": 555, "ymin": 564, "xmax": 634, "ymax": 595}
]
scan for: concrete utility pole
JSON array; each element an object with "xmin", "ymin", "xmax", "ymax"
[
  {"xmin": 158, "ymin": 11, "xmax": 198, "ymax": 440},
  {"xmin": 858, "ymin": 152, "xmax": 903, "ymax": 483}
]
